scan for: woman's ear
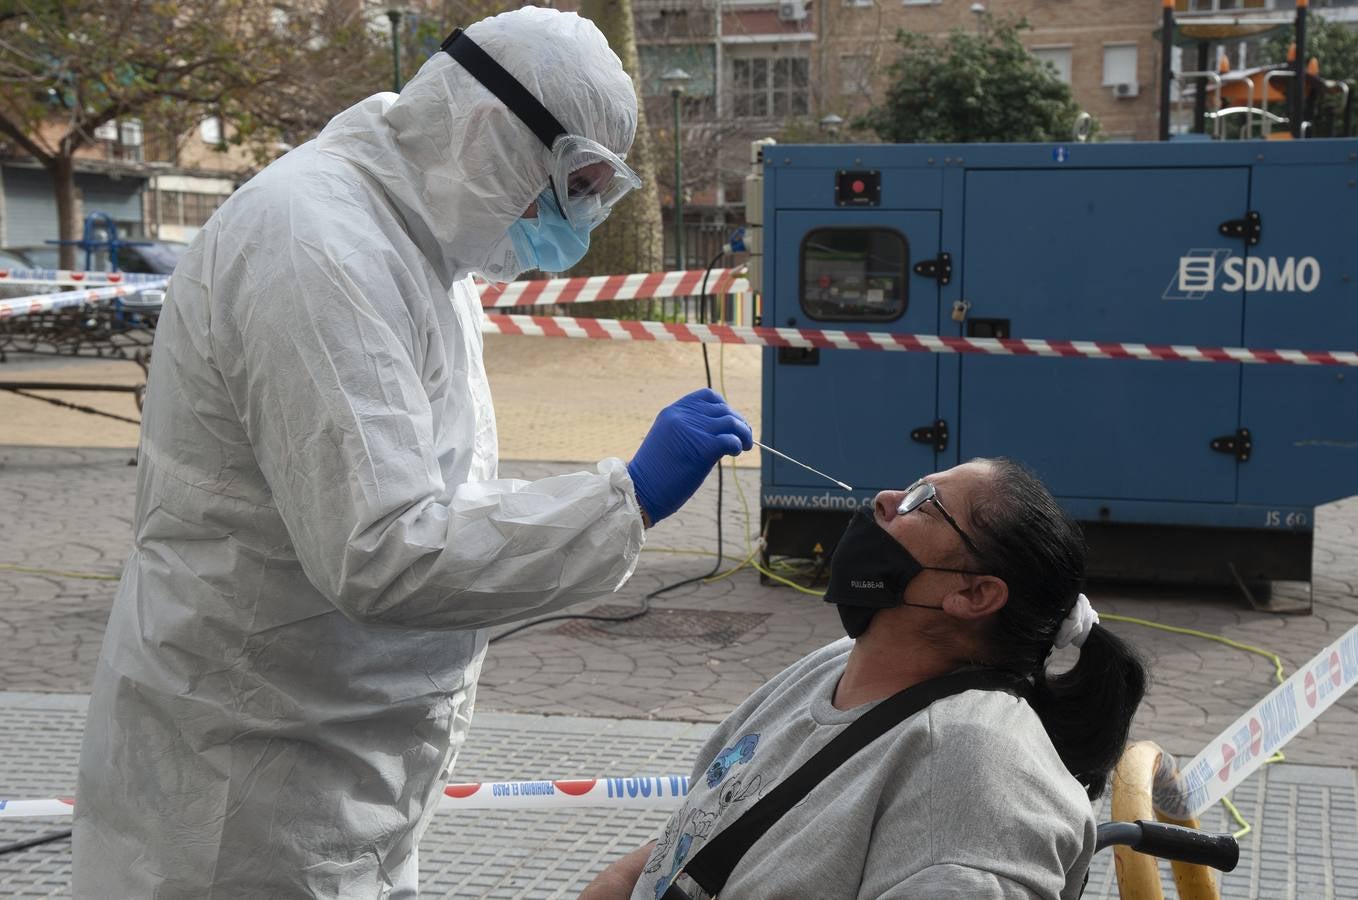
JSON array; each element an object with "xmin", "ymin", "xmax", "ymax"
[{"xmin": 943, "ymin": 576, "xmax": 1009, "ymax": 620}]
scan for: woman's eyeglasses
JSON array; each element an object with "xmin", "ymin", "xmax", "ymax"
[{"xmin": 898, "ymin": 480, "xmax": 980, "ymax": 556}]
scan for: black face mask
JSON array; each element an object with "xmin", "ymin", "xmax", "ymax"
[{"xmin": 825, "ymin": 507, "xmax": 978, "ymax": 638}]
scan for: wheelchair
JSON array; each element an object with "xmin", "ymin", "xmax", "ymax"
[{"xmin": 1094, "ymin": 740, "xmax": 1241, "ymax": 900}]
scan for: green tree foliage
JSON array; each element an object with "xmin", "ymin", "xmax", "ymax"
[
  {"xmin": 1263, "ymin": 15, "xmax": 1358, "ymax": 137},
  {"xmin": 0, "ymin": 1, "xmax": 388, "ymax": 267},
  {"xmin": 860, "ymin": 17, "xmax": 1086, "ymax": 144}
]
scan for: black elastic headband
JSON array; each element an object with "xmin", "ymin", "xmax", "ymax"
[{"xmin": 441, "ymin": 28, "xmax": 567, "ymax": 151}]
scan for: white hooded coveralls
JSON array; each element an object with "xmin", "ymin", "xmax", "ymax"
[{"xmin": 73, "ymin": 10, "xmax": 643, "ymax": 897}]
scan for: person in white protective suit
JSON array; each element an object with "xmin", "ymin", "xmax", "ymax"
[{"xmin": 71, "ymin": 8, "xmax": 752, "ymax": 898}]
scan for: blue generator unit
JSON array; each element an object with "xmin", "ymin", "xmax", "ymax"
[{"xmin": 752, "ymin": 138, "xmax": 1358, "ymax": 601}]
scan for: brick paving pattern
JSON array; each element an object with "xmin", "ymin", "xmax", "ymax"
[
  {"xmin": 1, "ymin": 444, "xmax": 1356, "ymax": 759},
  {"xmin": 1, "ymin": 334, "xmax": 1356, "ymax": 895},
  {"xmin": 1, "ymin": 694, "xmax": 1355, "ymax": 898}
]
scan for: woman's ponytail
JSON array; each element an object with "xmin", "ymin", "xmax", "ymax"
[
  {"xmin": 1029, "ymin": 624, "xmax": 1148, "ymax": 798},
  {"xmin": 966, "ymin": 458, "xmax": 1149, "ymax": 799}
]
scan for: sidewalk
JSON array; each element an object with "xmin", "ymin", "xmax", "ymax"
[
  {"xmin": 0, "ymin": 335, "xmax": 766, "ymax": 463},
  {"xmin": 2, "ymin": 340, "xmax": 1357, "ymax": 896},
  {"xmin": 1, "ymin": 692, "xmax": 1355, "ymax": 898}
]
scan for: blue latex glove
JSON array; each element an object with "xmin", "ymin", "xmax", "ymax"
[{"xmin": 627, "ymin": 388, "xmax": 754, "ymax": 525}]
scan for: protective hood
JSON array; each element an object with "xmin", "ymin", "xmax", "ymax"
[{"xmin": 316, "ymin": 7, "xmax": 637, "ymax": 286}]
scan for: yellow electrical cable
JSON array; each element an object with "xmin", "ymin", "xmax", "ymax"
[
  {"xmin": 751, "ymin": 558, "xmax": 827, "ymax": 597},
  {"xmin": 703, "ymin": 548, "xmax": 760, "ymax": 585},
  {"xmin": 1101, "ymin": 612, "xmax": 1289, "ymax": 839},
  {"xmin": 718, "ymin": 344, "xmax": 757, "ymax": 561},
  {"xmin": 0, "ymin": 563, "xmax": 121, "ymax": 581},
  {"xmin": 642, "ymin": 547, "xmax": 723, "ymax": 557},
  {"xmin": 1100, "ymin": 613, "xmax": 1287, "ymax": 685}
]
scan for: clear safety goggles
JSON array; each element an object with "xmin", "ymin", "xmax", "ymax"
[
  {"xmin": 548, "ymin": 135, "xmax": 641, "ymax": 231},
  {"xmin": 443, "ymin": 28, "xmax": 642, "ymax": 231}
]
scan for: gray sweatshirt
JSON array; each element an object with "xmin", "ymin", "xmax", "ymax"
[{"xmin": 632, "ymin": 638, "xmax": 1095, "ymax": 899}]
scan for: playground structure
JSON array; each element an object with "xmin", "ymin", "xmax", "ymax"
[{"xmin": 1159, "ymin": 0, "xmax": 1353, "ymax": 142}]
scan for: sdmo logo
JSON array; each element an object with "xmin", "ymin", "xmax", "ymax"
[{"xmin": 1164, "ymin": 249, "xmax": 1322, "ymax": 300}]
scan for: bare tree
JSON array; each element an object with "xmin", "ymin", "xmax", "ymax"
[{"xmin": 0, "ymin": 0, "xmax": 387, "ymax": 267}]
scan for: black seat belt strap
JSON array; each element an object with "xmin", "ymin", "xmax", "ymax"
[{"xmin": 672, "ymin": 668, "xmax": 1028, "ymax": 898}]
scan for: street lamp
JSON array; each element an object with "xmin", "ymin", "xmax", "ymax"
[
  {"xmin": 386, "ymin": 8, "xmax": 403, "ymax": 93},
  {"xmin": 819, "ymin": 113, "xmax": 844, "ymax": 140},
  {"xmin": 969, "ymin": 2, "xmax": 986, "ymax": 35},
  {"xmin": 661, "ymin": 67, "xmax": 692, "ymax": 272}
]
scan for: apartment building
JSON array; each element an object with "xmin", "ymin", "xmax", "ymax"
[{"xmin": 631, "ymin": 0, "xmax": 1351, "ymax": 241}]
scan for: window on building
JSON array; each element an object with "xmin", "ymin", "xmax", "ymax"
[
  {"xmin": 729, "ymin": 49, "xmax": 810, "ymax": 119},
  {"xmin": 1031, "ymin": 46, "xmax": 1073, "ymax": 85},
  {"xmin": 840, "ymin": 54, "xmax": 872, "ymax": 95},
  {"xmin": 157, "ymin": 191, "xmax": 226, "ymax": 229},
  {"xmin": 1103, "ymin": 44, "xmax": 1139, "ymax": 87},
  {"xmin": 638, "ymin": 44, "xmax": 716, "ymax": 100},
  {"xmin": 1175, "ymin": 0, "xmax": 1269, "ymax": 11}
]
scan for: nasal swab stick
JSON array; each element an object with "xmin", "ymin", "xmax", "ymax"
[{"xmin": 751, "ymin": 440, "xmax": 853, "ymax": 491}]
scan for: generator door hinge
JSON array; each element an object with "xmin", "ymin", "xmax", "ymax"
[
  {"xmin": 1210, "ymin": 427, "xmax": 1252, "ymax": 462},
  {"xmin": 1218, "ymin": 211, "xmax": 1262, "ymax": 246},
  {"xmin": 911, "ymin": 419, "xmax": 949, "ymax": 453},
  {"xmin": 913, "ymin": 252, "xmax": 953, "ymax": 285}
]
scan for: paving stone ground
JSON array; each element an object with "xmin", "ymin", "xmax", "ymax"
[
  {"xmin": 1, "ymin": 694, "xmax": 1355, "ymax": 899},
  {"xmin": 1, "ymin": 343, "xmax": 1356, "ymax": 896},
  {"xmin": 3, "ymin": 446, "xmax": 1354, "ymax": 765}
]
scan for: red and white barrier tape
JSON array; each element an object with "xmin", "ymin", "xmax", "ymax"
[
  {"xmin": 0, "ymin": 797, "xmax": 73, "ymax": 819},
  {"xmin": 0, "ymin": 775, "xmax": 691, "ymax": 819},
  {"xmin": 0, "ymin": 267, "xmax": 167, "ymax": 287},
  {"xmin": 477, "ymin": 268, "xmax": 747, "ymax": 308},
  {"xmin": 1155, "ymin": 623, "xmax": 1358, "ymax": 819},
  {"xmin": 481, "ymin": 313, "xmax": 1358, "ymax": 367},
  {"xmin": 7, "ymin": 273, "xmax": 1352, "ymax": 368},
  {"xmin": 0, "ymin": 281, "xmax": 167, "ymax": 321},
  {"xmin": 439, "ymin": 774, "xmax": 689, "ymax": 810}
]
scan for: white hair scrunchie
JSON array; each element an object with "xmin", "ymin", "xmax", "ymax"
[{"xmin": 1053, "ymin": 593, "xmax": 1100, "ymax": 650}]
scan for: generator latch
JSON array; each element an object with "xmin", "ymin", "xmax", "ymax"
[
  {"xmin": 1218, "ymin": 211, "xmax": 1262, "ymax": 246},
  {"xmin": 835, "ymin": 169, "xmax": 881, "ymax": 207},
  {"xmin": 911, "ymin": 419, "xmax": 949, "ymax": 453},
  {"xmin": 913, "ymin": 252, "xmax": 953, "ymax": 285},
  {"xmin": 1209, "ymin": 427, "xmax": 1252, "ymax": 462}
]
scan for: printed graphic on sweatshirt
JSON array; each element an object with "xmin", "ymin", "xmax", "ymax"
[
  {"xmin": 704, "ymin": 733, "xmax": 759, "ymax": 787},
  {"xmin": 649, "ymin": 733, "xmax": 764, "ymax": 899}
]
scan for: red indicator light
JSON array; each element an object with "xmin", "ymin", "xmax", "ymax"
[{"xmin": 852, "ymin": 179, "xmax": 865, "ymax": 194}]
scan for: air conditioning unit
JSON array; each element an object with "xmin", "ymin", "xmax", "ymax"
[
  {"xmin": 779, "ymin": 0, "xmax": 808, "ymax": 22},
  {"xmin": 1113, "ymin": 82, "xmax": 1139, "ymax": 98},
  {"xmin": 93, "ymin": 122, "xmax": 118, "ymax": 142},
  {"xmin": 119, "ymin": 120, "xmax": 143, "ymax": 147}
]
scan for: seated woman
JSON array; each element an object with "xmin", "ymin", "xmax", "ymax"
[{"xmin": 581, "ymin": 458, "xmax": 1147, "ymax": 900}]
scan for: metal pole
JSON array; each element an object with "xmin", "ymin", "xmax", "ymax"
[
  {"xmin": 1292, "ymin": 0, "xmax": 1308, "ymax": 138},
  {"xmin": 1193, "ymin": 42, "xmax": 1210, "ymax": 134},
  {"xmin": 1160, "ymin": 0, "xmax": 1175, "ymax": 141},
  {"xmin": 672, "ymin": 89, "xmax": 684, "ymax": 274},
  {"xmin": 387, "ymin": 10, "xmax": 403, "ymax": 93}
]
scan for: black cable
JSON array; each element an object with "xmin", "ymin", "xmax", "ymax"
[
  {"xmin": 490, "ymin": 248, "xmax": 733, "ymax": 645},
  {"xmin": 0, "ymin": 827, "xmax": 72, "ymax": 856},
  {"xmin": 4, "ymin": 387, "xmax": 141, "ymax": 425}
]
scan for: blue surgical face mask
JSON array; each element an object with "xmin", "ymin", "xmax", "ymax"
[{"xmin": 508, "ymin": 188, "xmax": 592, "ymax": 274}]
